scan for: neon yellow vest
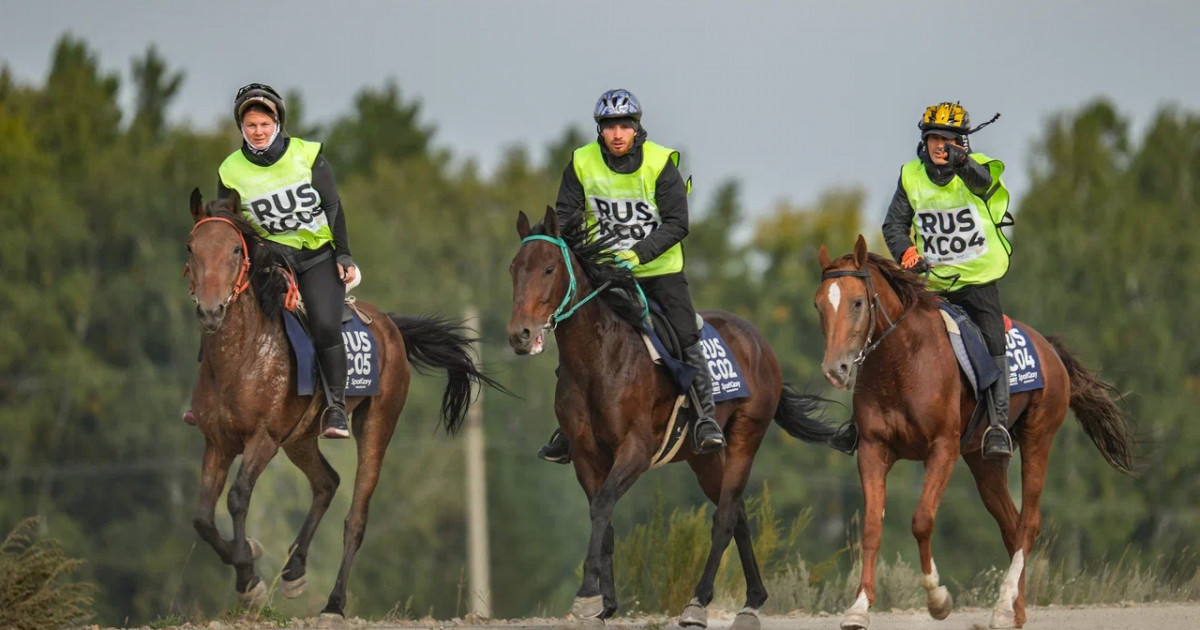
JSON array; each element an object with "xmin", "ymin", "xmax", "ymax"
[
  {"xmin": 217, "ymin": 138, "xmax": 331, "ymax": 250},
  {"xmin": 901, "ymin": 153, "xmax": 1011, "ymax": 292},
  {"xmin": 573, "ymin": 140, "xmax": 684, "ymax": 278}
]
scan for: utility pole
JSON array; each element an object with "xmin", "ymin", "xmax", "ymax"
[{"xmin": 463, "ymin": 305, "xmax": 492, "ymax": 618}]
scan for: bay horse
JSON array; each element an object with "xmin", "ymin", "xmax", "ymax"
[
  {"xmin": 506, "ymin": 208, "xmax": 838, "ymax": 629},
  {"xmin": 185, "ymin": 189, "xmax": 501, "ymax": 618},
  {"xmin": 814, "ymin": 236, "xmax": 1135, "ymax": 629}
]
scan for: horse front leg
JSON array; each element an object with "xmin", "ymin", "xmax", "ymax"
[
  {"xmin": 913, "ymin": 442, "xmax": 958, "ymax": 621},
  {"xmin": 842, "ymin": 439, "xmax": 894, "ymax": 630},
  {"xmin": 278, "ymin": 437, "xmax": 340, "ymax": 599},
  {"xmin": 572, "ymin": 437, "xmax": 651, "ymax": 622},
  {"xmin": 193, "ymin": 439, "xmax": 235, "ymax": 565},
  {"xmin": 227, "ymin": 432, "xmax": 280, "ymax": 606}
]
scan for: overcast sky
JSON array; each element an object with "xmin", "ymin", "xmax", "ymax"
[{"xmin": 3, "ymin": 1, "xmax": 1197, "ymax": 224}]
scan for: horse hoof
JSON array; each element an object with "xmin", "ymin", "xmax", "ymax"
[
  {"xmin": 578, "ymin": 617, "xmax": 605, "ymax": 630},
  {"xmin": 571, "ymin": 595, "xmax": 604, "ymax": 620},
  {"xmin": 236, "ymin": 580, "xmax": 267, "ymax": 608},
  {"xmin": 678, "ymin": 598, "xmax": 707, "ymax": 628},
  {"xmin": 927, "ymin": 586, "xmax": 952, "ymax": 620},
  {"xmin": 840, "ymin": 609, "xmax": 870, "ymax": 630},
  {"xmin": 317, "ymin": 612, "xmax": 346, "ymax": 629},
  {"xmin": 731, "ymin": 608, "xmax": 761, "ymax": 630},
  {"xmin": 280, "ymin": 574, "xmax": 307, "ymax": 599},
  {"xmin": 989, "ymin": 608, "xmax": 1016, "ymax": 629},
  {"xmin": 246, "ymin": 537, "xmax": 263, "ymax": 561}
]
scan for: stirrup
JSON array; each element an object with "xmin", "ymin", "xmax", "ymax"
[
  {"xmin": 693, "ymin": 419, "xmax": 726, "ymax": 453},
  {"xmin": 982, "ymin": 425, "xmax": 1013, "ymax": 459},
  {"xmin": 537, "ymin": 430, "xmax": 571, "ymax": 464}
]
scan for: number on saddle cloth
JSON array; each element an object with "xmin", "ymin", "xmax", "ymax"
[{"xmin": 283, "ymin": 307, "xmax": 380, "ymax": 397}]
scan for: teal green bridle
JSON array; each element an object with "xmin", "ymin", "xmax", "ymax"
[{"xmin": 520, "ymin": 234, "xmax": 648, "ymax": 329}]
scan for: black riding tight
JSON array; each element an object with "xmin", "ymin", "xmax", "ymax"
[
  {"xmin": 941, "ymin": 282, "xmax": 1005, "ymax": 357},
  {"xmin": 295, "ymin": 251, "xmax": 346, "ymax": 352}
]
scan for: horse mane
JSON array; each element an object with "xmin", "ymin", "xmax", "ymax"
[
  {"xmin": 833, "ymin": 252, "xmax": 941, "ymax": 311},
  {"xmin": 529, "ymin": 217, "xmax": 646, "ymax": 330},
  {"xmin": 202, "ymin": 198, "xmax": 291, "ymax": 320}
]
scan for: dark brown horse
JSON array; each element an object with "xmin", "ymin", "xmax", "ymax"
[
  {"xmin": 506, "ymin": 208, "xmax": 837, "ymax": 629},
  {"xmin": 814, "ymin": 236, "xmax": 1135, "ymax": 630},
  {"xmin": 185, "ymin": 189, "xmax": 500, "ymax": 619}
]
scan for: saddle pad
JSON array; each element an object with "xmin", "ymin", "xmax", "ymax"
[
  {"xmin": 644, "ymin": 322, "xmax": 749, "ymax": 402},
  {"xmin": 283, "ymin": 308, "xmax": 381, "ymax": 397},
  {"xmin": 938, "ymin": 303, "xmax": 1044, "ymax": 395}
]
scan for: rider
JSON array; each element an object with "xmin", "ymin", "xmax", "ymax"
[
  {"xmin": 882, "ymin": 101, "xmax": 1014, "ymax": 458},
  {"xmin": 211, "ymin": 83, "xmax": 357, "ymax": 439},
  {"xmin": 536, "ymin": 88, "xmax": 726, "ymax": 464}
]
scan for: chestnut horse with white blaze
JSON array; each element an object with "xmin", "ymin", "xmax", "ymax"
[{"xmin": 814, "ymin": 236, "xmax": 1134, "ymax": 630}]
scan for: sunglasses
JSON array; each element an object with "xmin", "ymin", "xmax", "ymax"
[{"xmin": 236, "ymin": 83, "xmax": 282, "ymax": 99}]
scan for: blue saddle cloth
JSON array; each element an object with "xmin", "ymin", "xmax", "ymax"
[
  {"xmin": 938, "ymin": 302, "xmax": 1044, "ymax": 395},
  {"xmin": 644, "ymin": 302, "xmax": 749, "ymax": 403},
  {"xmin": 283, "ymin": 309, "xmax": 381, "ymax": 397}
]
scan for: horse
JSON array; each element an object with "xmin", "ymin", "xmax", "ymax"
[
  {"xmin": 185, "ymin": 189, "xmax": 502, "ymax": 619},
  {"xmin": 506, "ymin": 207, "xmax": 839, "ymax": 629},
  {"xmin": 814, "ymin": 235, "xmax": 1135, "ymax": 630}
]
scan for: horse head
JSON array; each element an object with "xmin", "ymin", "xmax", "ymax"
[
  {"xmin": 815, "ymin": 234, "xmax": 876, "ymax": 390},
  {"xmin": 187, "ymin": 188, "xmax": 251, "ymax": 335},
  {"xmin": 507, "ymin": 206, "xmax": 573, "ymax": 356}
]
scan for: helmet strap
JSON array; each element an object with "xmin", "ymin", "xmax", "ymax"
[{"xmin": 242, "ymin": 125, "xmax": 281, "ymax": 155}]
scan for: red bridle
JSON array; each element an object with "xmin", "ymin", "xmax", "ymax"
[{"xmin": 187, "ymin": 217, "xmax": 252, "ymax": 305}]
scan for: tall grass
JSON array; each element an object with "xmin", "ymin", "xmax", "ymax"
[
  {"xmin": 0, "ymin": 516, "xmax": 95, "ymax": 630},
  {"xmin": 613, "ymin": 489, "xmax": 1200, "ymax": 615}
]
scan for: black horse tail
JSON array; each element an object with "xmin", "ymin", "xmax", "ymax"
[
  {"xmin": 388, "ymin": 314, "xmax": 508, "ymax": 435},
  {"xmin": 773, "ymin": 384, "xmax": 838, "ymax": 444},
  {"xmin": 1047, "ymin": 336, "xmax": 1137, "ymax": 475}
]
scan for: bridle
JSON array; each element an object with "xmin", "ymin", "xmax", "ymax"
[
  {"xmin": 519, "ymin": 234, "xmax": 647, "ymax": 332},
  {"xmin": 821, "ymin": 266, "xmax": 911, "ymax": 365},
  {"xmin": 187, "ymin": 217, "xmax": 252, "ymax": 308}
]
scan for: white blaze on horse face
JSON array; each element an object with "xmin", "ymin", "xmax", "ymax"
[
  {"xmin": 829, "ymin": 281, "xmax": 842, "ymax": 313},
  {"xmin": 997, "ymin": 550, "xmax": 1025, "ymax": 610}
]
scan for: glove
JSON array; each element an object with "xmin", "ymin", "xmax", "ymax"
[
  {"xmin": 614, "ymin": 249, "xmax": 640, "ymax": 269},
  {"xmin": 945, "ymin": 142, "xmax": 968, "ymax": 166},
  {"xmin": 901, "ymin": 246, "xmax": 931, "ymax": 273}
]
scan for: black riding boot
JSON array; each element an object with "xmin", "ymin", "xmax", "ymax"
[
  {"xmin": 684, "ymin": 342, "xmax": 725, "ymax": 453},
  {"xmin": 982, "ymin": 355, "xmax": 1013, "ymax": 458},
  {"xmin": 829, "ymin": 422, "xmax": 859, "ymax": 455},
  {"xmin": 317, "ymin": 344, "xmax": 350, "ymax": 439},
  {"xmin": 537, "ymin": 428, "xmax": 572, "ymax": 464}
]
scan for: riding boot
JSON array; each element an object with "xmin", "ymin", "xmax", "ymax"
[
  {"xmin": 683, "ymin": 342, "xmax": 725, "ymax": 453},
  {"xmin": 982, "ymin": 355, "xmax": 1013, "ymax": 459},
  {"xmin": 537, "ymin": 428, "xmax": 572, "ymax": 464},
  {"xmin": 317, "ymin": 344, "xmax": 350, "ymax": 439}
]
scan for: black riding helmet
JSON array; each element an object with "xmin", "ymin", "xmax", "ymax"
[{"xmin": 234, "ymin": 83, "xmax": 286, "ymax": 126}]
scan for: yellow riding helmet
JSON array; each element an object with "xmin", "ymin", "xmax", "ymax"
[{"xmin": 919, "ymin": 102, "xmax": 970, "ymax": 138}]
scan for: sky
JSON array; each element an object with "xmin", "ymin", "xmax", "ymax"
[{"xmin": 2, "ymin": 0, "xmax": 1197, "ymax": 225}]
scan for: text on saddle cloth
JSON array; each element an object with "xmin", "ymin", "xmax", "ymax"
[
  {"xmin": 284, "ymin": 305, "xmax": 380, "ymax": 397},
  {"xmin": 938, "ymin": 302, "xmax": 1044, "ymax": 395}
]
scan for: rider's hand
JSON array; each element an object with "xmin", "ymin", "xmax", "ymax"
[
  {"xmin": 901, "ymin": 246, "xmax": 931, "ymax": 273},
  {"xmin": 338, "ymin": 263, "xmax": 358, "ymax": 285},
  {"xmin": 945, "ymin": 142, "xmax": 968, "ymax": 166},
  {"xmin": 614, "ymin": 249, "xmax": 640, "ymax": 269}
]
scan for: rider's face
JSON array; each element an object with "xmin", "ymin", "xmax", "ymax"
[
  {"xmin": 925, "ymin": 134, "xmax": 957, "ymax": 166},
  {"xmin": 240, "ymin": 110, "xmax": 277, "ymax": 149},
  {"xmin": 600, "ymin": 122, "xmax": 637, "ymax": 157}
]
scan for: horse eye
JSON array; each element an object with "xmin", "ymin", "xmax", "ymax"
[
  {"xmin": 186, "ymin": 244, "xmax": 193, "ymax": 254},
  {"xmin": 233, "ymin": 245, "xmax": 243, "ymax": 256},
  {"xmin": 544, "ymin": 265, "xmax": 555, "ymax": 275},
  {"xmin": 854, "ymin": 299, "xmax": 864, "ymax": 310}
]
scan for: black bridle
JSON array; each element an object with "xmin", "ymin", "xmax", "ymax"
[{"xmin": 820, "ymin": 267, "xmax": 911, "ymax": 365}]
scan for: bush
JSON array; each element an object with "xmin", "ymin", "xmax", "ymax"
[{"xmin": 0, "ymin": 516, "xmax": 95, "ymax": 630}]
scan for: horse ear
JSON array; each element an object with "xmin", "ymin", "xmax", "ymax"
[
  {"xmin": 543, "ymin": 205, "xmax": 560, "ymax": 237},
  {"xmin": 227, "ymin": 190, "xmax": 241, "ymax": 216},
  {"xmin": 853, "ymin": 234, "xmax": 868, "ymax": 269},
  {"xmin": 189, "ymin": 187, "xmax": 206, "ymax": 223},
  {"xmin": 818, "ymin": 244, "xmax": 831, "ymax": 270},
  {"xmin": 516, "ymin": 211, "xmax": 531, "ymax": 238}
]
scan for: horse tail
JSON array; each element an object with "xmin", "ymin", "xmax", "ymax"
[
  {"xmin": 773, "ymin": 384, "xmax": 838, "ymax": 444},
  {"xmin": 388, "ymin": 314, "xmax": 508, "ymax": 435},
  {"xmin": 1046, "ymin": 335, "xmax": 1136, "ymax": 474}
]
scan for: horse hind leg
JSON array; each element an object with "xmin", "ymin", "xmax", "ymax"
[
  {"xmin": 322, "ymin": 396, "xmax": 401, "ymax": 618},
  {"xmin": 278, "ymin": 438, "xmax": 340, "ymax": 599}
]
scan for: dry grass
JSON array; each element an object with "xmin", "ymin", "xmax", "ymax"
[{"xmin": 0, "ymin": 516, "xmax": 95, "ymax": 630}]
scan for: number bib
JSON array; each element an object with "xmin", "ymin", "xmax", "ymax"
[
  {"xmin": 915, "ymin": 205, "xmax": 988, "ymax": 265},
  {"xmin": 245, "ymin": 181, "xmax": 326, "ymax": 235},
  {"xmin": 589, "ymin": 196, "xmax": 661, "ymax": 251}
]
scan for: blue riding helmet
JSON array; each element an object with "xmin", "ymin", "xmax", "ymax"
[{"xmin": 593, "ymin": 89, "xmax": 642, "ymax": 123}]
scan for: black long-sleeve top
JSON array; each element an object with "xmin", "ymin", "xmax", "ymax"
[
  {"xmin": 217, "ymin": 136, "xmax": 353, "ymax": 267},
  {"xmin": 881, "ymin": 146, "xmax": 994, "ymax": 262},
  {"xmin": 554, "ymin": 129, "xmax": 690, "ymax": 265}
]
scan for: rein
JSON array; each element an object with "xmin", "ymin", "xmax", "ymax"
[
  {"xmin": 187, "ymin": 217, "xmax": 252, "ymax": 306},
  {"xmin": 521, "ymin": 234, "xmax": 648, "ymax": 330},
  {"xmin": 821, "ymin": 267, "xmax": 910, "ymax": 365}
]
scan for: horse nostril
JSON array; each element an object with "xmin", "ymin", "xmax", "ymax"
[{"xmin": 520, "ymin": 328, "xmax": 531, "ymax": 341}]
